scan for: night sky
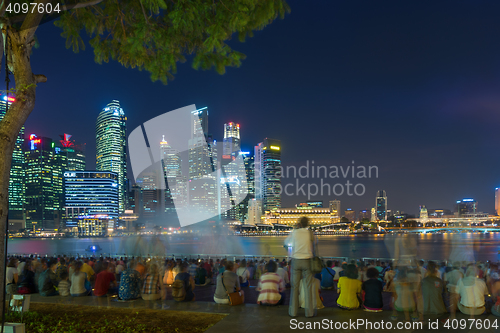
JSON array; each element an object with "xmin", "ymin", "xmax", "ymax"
[{"xmin": 21, "ymin": 0, "xmax": 500, "ymax": 215}]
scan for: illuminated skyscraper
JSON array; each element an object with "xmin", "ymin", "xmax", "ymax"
[
  {"xmin": 456, "ymin": 198, "xmax": 476, "ymax": 217},
  {"xmin": 59, "ymin": 133, "xmax": 86, "ymax": 171},
  {"xmin": 188, "ymin": 107, "xmax": 218, "ymax": 217},
  {"xmin": 96, "ymin": 100, "xmax": 127, "ymax": 213},
  {"xmin": 0, "ymin": 98, "xmax": 24, "ymax": 222},
  {"xmin": 64, "ymin": 171, "xmax": 119, "ymax": 228},
  {"xmin": 160, "ymin": 136, "xmax": 187, "ymax": 212},
  {"xmin": 222, "ymin": 122, "xmax": 240, "ymax": 156},
  {"xmin": 344, "ymin": 208, "xmax": 355, "ymax": 222},
  {"xmin": 329, "ymin": 200, "xmax": 341, "ymax": 217},
  {"xmin": 419, "ymin": 205, "xmax": 428, "ymax": 221},
  {"xmin": 358, "ymin": 209, "xmax": 370, "ymax": 221},
  {"xmin": 376, "ymin": 190, "xmax": 387, "ymax": 221},
  {"xmin": 24, "ymin": 135, "xmax": 67, "ymax": 231},
  {"xmin": 255, "ymin": 138, "xmax": 281, "ymax": 212}
]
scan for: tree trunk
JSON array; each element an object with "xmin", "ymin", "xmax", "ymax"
[{"xmin": 0, "ymin": 25, "xmax": 39, "ymax": 316}]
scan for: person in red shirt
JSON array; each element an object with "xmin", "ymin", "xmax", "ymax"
[{"xmin": 93, "ymin": 262, "xmax": 117, "ymax": 296}]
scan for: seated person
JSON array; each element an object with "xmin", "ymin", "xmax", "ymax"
[
  {"xmin": 276, "ymin": 262, "xmax": 290, "ymax": 287},
  {"xmin": 337, "ymin": 264, "xmax": 362, "ymax": 310},
  {"xmin": 421, "ymin": 261, "xmax": 446, "ymax": 315},
  {"xmin": 70, "ymin": 261, "xmax": 89, "ymax": 297},
  {"xmin": 94, "ymin": 262, "xmax": 117, "ymax": 297},
  {"xmin": 456, "ymin": 265, "xmax": 488, "ymax": 316},
  {"xmin": 214, "ymin": 261, "xmax": 241, "ymax": 304},
  {"xmin": 391, "ymin": 267, "xmax": 420, "ymax": 322},
  {"xmin": 17, "ymin": 260, "xmax": 35, "ymax": 294},
  {"xmin": 118, "ymin": 261, "xmax": 143, "ymax": 301},
  {"xmin": 300, "ymin": 273, "xmax": 324, "ymax": 310},
  {"xmin": 39, "ymin": 259, "xmax": 59, "ymax": 297},
  {"xmin": 236, "ymin": 260, "xmax": 250, "ymax": 288},
  {"xmin": 362, "ymin": 267, "xmax": 383, "ymax": 312},
  {"xmin": 142, "ymin": 263, "xmax": 162, "ymax": 300},
  {"xmin": 257, "ymin": 260, "xmax": 285, "ymax": 306},
  {"xmin": 490, "ymin": 271, "xmax": 500, "ymax": 317},
  {"xmin": 321, "ymin": 260, "xmax": 335, "ymax": 289},
  {"xmin": 173, "ymin": 262, "xmax": 195, "ymax": 302},
  {"xmin": 58, "ymin": 272, "xmax": 71, "ymax": 297},
  {"xmin": 195, "ymin": 262, "xmax": 209, "ymax": 286}
]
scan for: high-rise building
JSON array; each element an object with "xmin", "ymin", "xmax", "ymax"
[
  {"xmin": 160, "ymin": 136, "xmax": 187, "ymax": 213},
  {"xmin": 359, "ymin": 209, "xmax": 370, "ymax": 221},
  {"xmin": 58, "ymin": 133, "xmax": 86, "ymax": 171},
  {"xmin": 220, "ymin": 122, "xmax": 246, "ymax": 220},
  {"xmin": 376, "ymin": 190, "xmax": 387, "ymax": 221},
  {"xmin": 64, "ymin": 171, "xmax": 119, "ymax": 229},
  {"xmin": 222, "ymin": 122, "xmax": 240, "ymax": 156},
  {"xmin": 96, "ymin": 100, "xmax": 127, "ymax": 213},
  {"xmin": 496, "ymin": 188, "xmax": 500, "ymax": 216},
  {"xmin": 136, "ymin": 169, "xmax": 164, "ymax": 221},
  {"xmin": 0, "ymin": 98, "xmax": 25, "ymax": 223},
  {"xmin": 246, "ymin": 198, "xmax": 262, "ymax": 225},
  {"xmin": 233, "ymin": 153, "xmax": 254, "ymax": 222},
  {"xmin": 456, "ymin": 198, "xmax": 476, "ymax": 217},
  {"xmin": 329, "ymin": 200, "xmax": 341, "ymax": 217},
  {"xmin": 188, "ymin": 107, "xmax": 218, "ymax": 218},
  {"xmin": 255, "ymin": 139, "xmax": 281, "ymax": 212},
  {"xmin": 344, "ymin": 208, "xmax": 355, "ymax": 222},
  {"xmin": 25, "ymin": 135, "xmax": 67, "ymax": 231}
]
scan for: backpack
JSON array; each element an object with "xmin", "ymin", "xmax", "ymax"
[{"xmin": 171, "ymin": 279, "xmax": 186, "ymax": 301}]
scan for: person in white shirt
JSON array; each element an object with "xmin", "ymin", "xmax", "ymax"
[
  {"xmin": 236, "ymin": 260, "xmax": 250, "ymax": 287},
  {"xmin": 284, "ymin": 217, "xmax": 317, "ymax": 318},
  {"xmin": 277, "ymin": 264, "xmax": 290, "ymax": 285},
  {"xmin": 456, "ymin": 265, "xmax": 488, "ymax": 316}
]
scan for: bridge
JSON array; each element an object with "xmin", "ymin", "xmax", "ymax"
[{"xmin": 383, "ymin": 226, "xmax": 500, "ymax": 233}]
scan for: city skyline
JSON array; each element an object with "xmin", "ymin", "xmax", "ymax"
[{"xmin": 19, "ymin": 1, "xmax": 500, "ymax": 214}]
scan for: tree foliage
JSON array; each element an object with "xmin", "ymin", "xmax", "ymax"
[{"xmin": 53, "ymin": 0, "xmax": 290, "ymax": 83}]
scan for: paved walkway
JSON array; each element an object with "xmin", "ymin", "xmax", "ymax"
[{"xmin": 28, "ymin": 290, "xmax": 499, "ymax": 333}]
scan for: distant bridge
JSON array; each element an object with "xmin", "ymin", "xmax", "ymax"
[{"xmin": 384, "ymin": 226, "xmax": 500, "ymax": 233}]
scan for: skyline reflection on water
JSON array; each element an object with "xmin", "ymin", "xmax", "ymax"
[{"xmin": 6, "ymin": 232, "xmax": 500, "ymax": 262}]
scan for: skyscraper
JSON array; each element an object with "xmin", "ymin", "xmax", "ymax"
[
  {"xmin": 25, "ymin": 135, "xmax": 67, "ymax": 230},
  {"xmin": 64, "ymin": 171, "xmax": 119, "ymax": 223},
  {"xmin": 160, "ymin": 136, "xmax": 187, "ymax": 213},
  {"xmin": 188, "ymin": 107, "xmax": 218, "ymax": 217},
  {"xmin": 59, "ymin": 133, "xmax": 86, "ymax": 171},
  {"xmin": 329, "ymin": 199, "xmax": 341, "ymax": 217},
  {"xmin": 456, "ymin": 198, "xmax": 476, "ymax": 217},
  {"xmin": 358, "ymin": 209, "xmax": 370, "ymax": 221},
  {"xmin": 222, "ymin": 122, "xmax": 241, "ymax": 156},
  {"xmin": 255, "ymin": 138, "xmax": 281, "ymax": 212},
  {"xmin": 344, "ymin": 208, "xmax": 355, "ymax": 222},
  {"xmin": 0, "ymin": 98, "xmax": 25, "ymax": 222},
  {"xmin": 220, "ymin": 122, "xmax": 245, "ymax": 220},
  {"xmin": 96, "ymin": 100, "xmax": 127, "ymax": 213},
  {"xmin": 376, "ymin": 190, "xmax": 387, "ymax": 221}
]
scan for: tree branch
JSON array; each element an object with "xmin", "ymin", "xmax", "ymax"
[
  {"xmin": 34, "ymin": 74, "xmax": 47, "ymax": 83},
  {"xmin": 19, "ymin": 0, "xmax": 51, "ymax": 42}
]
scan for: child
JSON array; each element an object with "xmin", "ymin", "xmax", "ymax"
[{"xmin": 58, "ymin": 272, "xmax": 70, "ymax": 297}]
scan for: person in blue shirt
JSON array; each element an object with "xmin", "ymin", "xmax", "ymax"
[{"xmin": 320, "ymin": 260, "xmax": 335, "ymax": 289}]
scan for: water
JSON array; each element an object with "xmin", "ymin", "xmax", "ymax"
[{"xmin": 7, "ymin": 232, "xmax": 500, "ymax": 262}]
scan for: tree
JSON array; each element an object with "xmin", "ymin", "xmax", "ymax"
[
  {"xmin": 0, "ymin": 0, "xmax": 289, "ymax": 310},
  {"xmin": 340, "ymin": 216, "xmax": 350, "ymax": 223}
]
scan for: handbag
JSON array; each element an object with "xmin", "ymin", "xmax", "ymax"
[
  {"xmin": 310, "ymin": 230, "xmax": 325, "ymax": 274},
  {"xmin": 221, "ymin": 273, "xmax": 244, "ymax": 305}
]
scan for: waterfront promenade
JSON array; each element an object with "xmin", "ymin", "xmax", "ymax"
[{"xmin": 26, "ymin": 278, "xmax": 499, "ymax": 333}]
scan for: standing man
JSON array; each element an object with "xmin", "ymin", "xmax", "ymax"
[{"xmin": 285, "ymin": 217, "xmax": 316, "ymax": 318}]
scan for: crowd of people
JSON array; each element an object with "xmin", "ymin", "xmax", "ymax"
[{"xmin": 4, "ymin": 217, "xmax": 500, "ymax": 322}]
